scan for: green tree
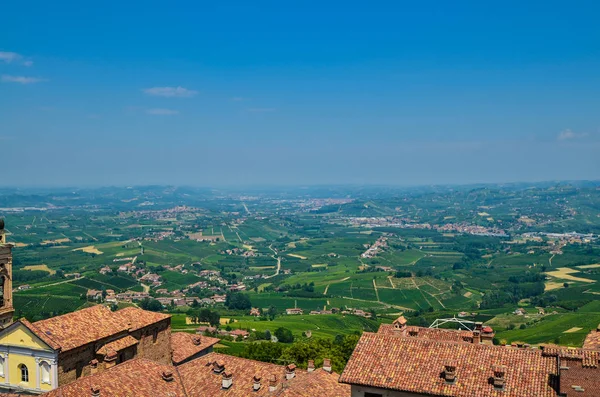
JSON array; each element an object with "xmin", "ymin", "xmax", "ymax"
[{"xmin": 275, "ymin": 327, "xmax": 294, "ymax": 343}]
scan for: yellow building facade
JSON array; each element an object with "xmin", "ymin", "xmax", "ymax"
[{"xmin": 0, "ymin": 321, "xmax": 58, "ymax": 393}]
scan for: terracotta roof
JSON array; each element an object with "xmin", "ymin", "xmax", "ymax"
[
  {"xmin": 178, "ymin": 352, "xmax": 289, "ymax": 396},
  {"xmin": 340, "ymin": 332, "xmax": 558, "ymax": 397},
  {"xmin": 96, "ymin": 335, "xmax": 139, "ymax": 356},
  {"xmin": 279, "ymin": 368, "xmax": 350, "ymax": 397},
  {"xmin": 42, "ymin": 359, "xmax": 187, "ymax": 397},
  {"xmin": 583, "ymin": 328, "xmax": 600, "ymax": 350},
  {"xmin": 32, "ymin": 305, "xmax": 126, "ymax": 352},
  {"xmin": 111, "ymin": 306, "xmax": 171, "ymax": 331},
  {"xmin": 171, "ymin": 332, "xmax": 220, "ymax": 365},
  {"xmin": 18, "ymin": 319, "xmax": 61, "ymax": 350},
  {"xmin": 378, "ymin": 323, "xmax": 474, "ymax": 342},
  {"xmin": 178, "ymin": 352, "xmax": 347, "ymax": 396}
]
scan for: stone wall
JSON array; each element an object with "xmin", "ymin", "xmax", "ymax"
[{"xmin": 129, "ymin": 318, "xmax": 172, "ymax": 365}]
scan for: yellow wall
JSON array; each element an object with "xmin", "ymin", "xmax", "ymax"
[
  {"xmin": 7, "ymin": 353, "xmax": 37, "ymax": 388},
  {"xmin": 2, "ymin": 325, "xmax": 52, "ymax": 351},
  {"xmin": 0, "ymin": 322, "xmax": 56, "ymax": 391}
]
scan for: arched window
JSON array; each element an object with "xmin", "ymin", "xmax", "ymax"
[
  {"xmin": 40, "ymin": 361, "xmax": 51, "ymax": 384},
  {"xmin": 19, "ymin": 364, "xmax": 29, "ymax": 382}
]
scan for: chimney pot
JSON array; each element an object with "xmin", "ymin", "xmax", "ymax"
[
  {"xmin": 473, "ymin": 330, "xmax": 481, "ymax": 344},
  {"xmin": 162, "ymin": 370, "xmax": 174, "ymax": 382},
  {"xmin": 307, "ymin": 360, "xmax": 315, "ymax": 372},
  {"xmin": 91, "ymin": 385, "xmax": 101, "ymax": 397},
  {"xmin": 253, "ymin": 375, "xmax": 262, "ymax": 391},
  {"xmin": 285, "ymin": 363, "xmax": 297, "ymax": 380},
  {"xmin": 213, "ymin": 360, "xmax": 225, "ymax": 374},
  {"xmin": 192, "ymin": 336, "xmax": 202, "ymax": 346},
  {"xmin": 444, "ymin": 363, "xmax": 457, "ymax": 383},
  {"xmin": 222, "ymin": 371, "xmax": 233, "ymax": 389},
  {"xmin": 323, "ymin": 358, "xmax": 332, "ymax": 373},
  {"xmin": 269, "ymin": 374, "xmax": 278, "ymax": 392},
  {"xmin": 493, "ymin": 365, "xmax": 507, "ymax": 389}
]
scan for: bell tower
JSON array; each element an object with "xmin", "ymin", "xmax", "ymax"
[{"xmin": 0, "ymin": 219, "xmax": 15, "ymax": 328}]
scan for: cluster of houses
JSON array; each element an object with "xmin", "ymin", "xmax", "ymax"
[
  {"xmin": 86, "ymin": 289, "xmax": 151, "ymax": 303},
  {"xmin": 360, "ymin": 236, "xmax": 388, "ymax": 258},
  {"xmin": 196, "ymin": 326, "xmax": 250, "ymax": 340},
  {"xmin": 285, "ymin": 306, "xmax": 372, "ymax": 318}
]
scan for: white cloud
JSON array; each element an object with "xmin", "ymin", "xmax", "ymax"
[
  {"xmin": 146, "ymin": 108, "xmax": 179, "ymax": 115},
  {"xmin": 143, "ymin": 86, "xmax": 197, "ymax": 98},
  {"xmin": 0, "ymin": 52, "xmax": 33, "ymax": 66},
  {"xmin": 1, "ymin": 75, "xmax": 46, "ymax": 84},
  {"xmin": 0, "ymin": 51, "xmax": 21, "ymax": 63},
  {"xmin": 558, "ymin": 129, "xmax": 588, "ymax": 141}
]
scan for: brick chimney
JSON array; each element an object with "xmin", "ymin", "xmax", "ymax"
[
  {"xmin": 492, "ymin": 365, "xmax": 507, "ymax": 389},
  {"xmin": 472, "ymin": 330, "xmax": 481, "ymax": 344},
  {"xmin": 162, "ymin": 370, "xmax": 174, "ymax": 382},
  {"xmin": 213, "ymin": 360, "xmax": 225, "ymax": 374},
  {"xmin": 393, "ymin": 316, "xmax": 408, "ymax": 334},
  {"xmin": 222, "ymin": 371, "xmax": 233, "ymax": 389},
  {"xmin": 104, "ymin": 351, "xmax": 117, "ymax": 369},
  {"xmin": 474, "ymin": 322, "xmax": 483, "ymax": 331},
  {"xmin": 481, "ymin": 326, "xmax": 495, "ymax": 345},
  {"xmin": 90, "ymin": 385, "xmax": 101, "ymax": 397},
  {"xmin": 323, "ymin": 358, "xmax": 332, "ymax": 373},
  {"xmin": 268, "ymin": 374, "xmax": 278, "ymax": 392},
  {"xmin": 192, "ymin": 336, "xmax": 202, "ymax": 346},
  {"xmin": 285, "ymin": 363, "xmax": 296, "ymax": 380},
  {"xmin": 307, "ymin": 360, "xmax": 315, "ymax": 373},
  {"xmin": 90, "ymin": 359, "xmax": 99, "ymax": 375},
  {"xmin": 253, "ymin": 375, "xmax": 262, "ymax": 391},
  {"xmin": 443, "ymin": 363, "xmax": 457, "ymax": 383}
]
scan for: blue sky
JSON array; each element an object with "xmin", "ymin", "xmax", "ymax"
[{"xmin": 1, "ymin": 0, "xmax": 599, "ymax": 187}]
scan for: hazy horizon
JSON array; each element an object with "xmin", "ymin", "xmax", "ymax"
[{"xmin": 2, "ymin": 1, "xmax": 599, "ymax": 186}]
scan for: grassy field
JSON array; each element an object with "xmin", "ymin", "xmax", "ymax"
[{"xmin": 172, "ymin": 313, "xmax": 379, "ymax": 339}]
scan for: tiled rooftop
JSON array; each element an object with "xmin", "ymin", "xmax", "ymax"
[
  {"xmin": 583, "ymin": 327, "xmax": 600, "ymax": 350},
  {"xmin": 42, "ymin": 359, "xmax": 187, "ymax": 397},
  {"xmin": 178, "ymin": 352, "xmax": 348, "ymax": 396},
  {"xmin": 111, "ymin": 306, "xmax": 171, "ymax": 331},
  {"xmin": 171, "ymin": 332, "xmax": 220, "ymax": 365},
  {"xmin": 378, "ymin": 323, "xmax": 475, "ymax": 342},
  {"xmin": 32, "ymin": 305, "xmax": 126, "ymax": 352},
  {"xmin": 96, "ymin": 335, "xmax": 139, "ymax": 356},
  {"xmin": 30, "ymin": 305, "xmax": 170, "ymax": 352},
  {"xmin": 340, "ymin": 332, "xmax": 558, "ymax": 397}
]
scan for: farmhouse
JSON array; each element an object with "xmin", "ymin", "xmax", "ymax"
[{"xmin": 286, "ymin": 308, "xmax": 303, "ymax": 315}]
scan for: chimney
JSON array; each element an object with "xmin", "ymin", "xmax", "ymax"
[
  {"xmin": 443, "ymin": 363, "xmax": 457, "ymax": 383},
  {"xmin": 393, "ymin": 316, "xmax": 407, "ymax": 333},
  {"xmin": 192, "ymin": 336, "xmax": 202, "ymax": 346},
  {"xmin": 474, "ymin": 322, "xmax": 483, "ymax": 331},
  {"xmin": 104, "ymin": 351, "xmax": 117, "ymax": 369},
  {"xmin": 408, "ymin": 328, "xmax": 419, "ymax": 337},
  {"xmin": 481, "ymin": 326, "xmax": 495, "ymax": 346},
  {"xmin": 90, "ymin": 385, "xmax": 101, "ymax": 397},
  {"xmin": 162, "ymin": 370, "xmax": 174, "ymax": 382},
  {"xmin": 492, "ymin": 365, "xmax": 507, "ymax": 389},
  {"xmin": 323, "ymin": 358, "xmax": 332, "ymax": 373},
  {"xmin": 222, "ymin": 371, "xmax": 233, "ymax": 389},
  {"xmin": 473, "ymin": 330, "xmax": 481, "ymax": 344},
  {"xmin": 213, "ymin": 360, "xmax": 225, "ymax": 374},
  {"xmin": 90, "ymin": 359, "xmax": 99, "ymax": 375},
  {"xmin": 285, "ymin": 363, "xmax": 296, "ymax": 380},
  {"xmin": 253, "ymin": 375, "xmax": 262, "ymax": 391},
  {"xmin": 269, "ymin": 374, "xmax": 278, "ymax": 392},
  {"xmin": 307, "ymin": 360, "xmax": 315, "ymax": 372},
  {"xmin": 596, "ymin": 323, "xmax": 600, "ymax": 332}
]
